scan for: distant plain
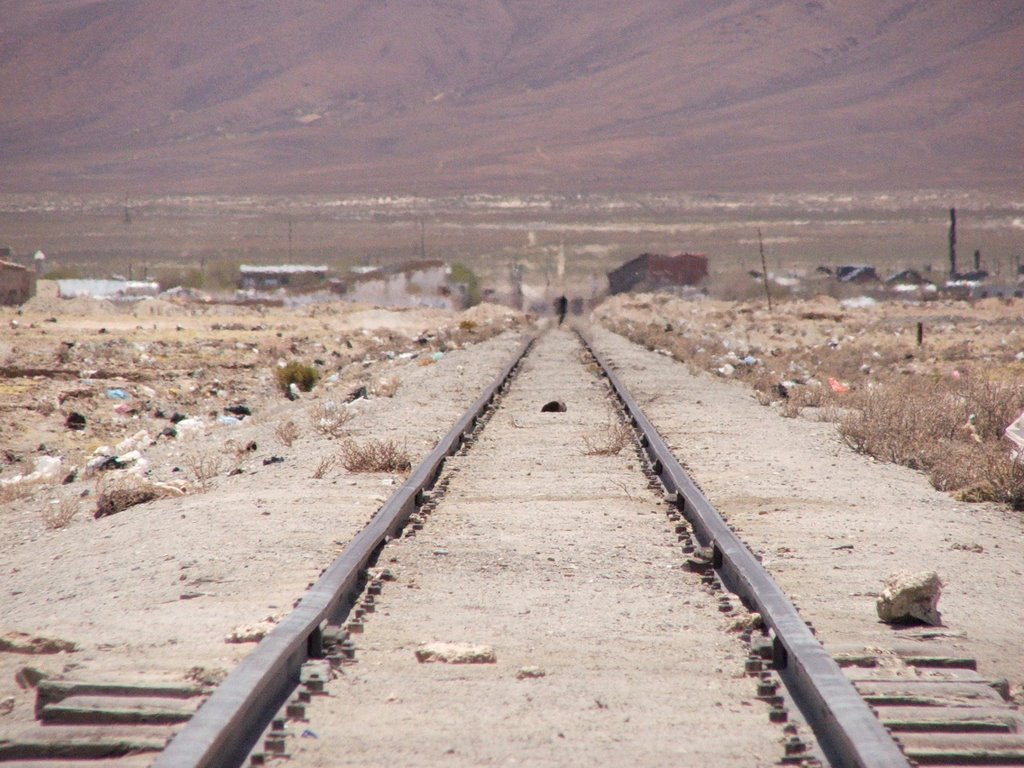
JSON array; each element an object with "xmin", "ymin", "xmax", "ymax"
[{"xmin": 2, "ymin": 191, "xmax": 1022, "ymax": 299}]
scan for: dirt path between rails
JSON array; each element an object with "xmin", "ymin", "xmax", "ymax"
[
  {"xmin": 586, "ymin": 324, "xmax": 1024, "ymax": 703},
  {"xmin": 291, "ymin": 329, "xmax": 782, "ymax": 767}
]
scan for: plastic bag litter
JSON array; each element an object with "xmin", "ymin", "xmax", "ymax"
[
  {"xmin": 1006, "ymin": 411, "xmax": 1024, "ymax": 459},
  {"xmin": 0, "ymin": 456, "xmax": 62, "ymax": 488},
  {"xmin": 105, "ymin": 388, "xmax": 129, "ymax": 400},
  {"xmin": 175, "ymin": 418, "xmax": 205, "ymax": 441},
  {"xmin": 216, "ymin": 415, "xmax": 241, "ymax": 426}
]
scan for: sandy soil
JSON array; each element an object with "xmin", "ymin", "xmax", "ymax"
[
  {"xmin": 1, "ymin": 287, "xmax": 1022, "ymax": 764},
  {"xmin": 586, "ymin": 321, "xmax": 1024, "ymax": 701}
]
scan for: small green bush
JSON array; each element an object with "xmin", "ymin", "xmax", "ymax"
[{"xmin": 275, "ymin": 361, "xmax": 320, "ymax": 395}]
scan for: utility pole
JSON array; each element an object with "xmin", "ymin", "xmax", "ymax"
[
  {"xmin": 948, "ymin": 207, "xmax": 957, "ymax": 279},
  {"xmin": 758, "ymin": 228, "xmax": 773, "ymax": 311},
  {"xmin": 287, "ymin": 215, "xmax": 293, "ymax": 261}
]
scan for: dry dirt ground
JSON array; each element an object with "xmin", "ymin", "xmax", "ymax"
[{"xmin": 1, "ymin": 288, "xmax": 1022, "ymax": 763}]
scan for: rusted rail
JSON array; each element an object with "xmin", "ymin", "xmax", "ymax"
[
  {"xmin": 578, "ymin": 329, "xmax": 911, "ymax": 768},
  {"xmin": 153, "ymin": 334, "xmax": 536, "ymax": 768}
]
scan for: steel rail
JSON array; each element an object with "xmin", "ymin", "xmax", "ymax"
[
  {"xmin": 154, "ymin": 334, "xmax": 536, "ymax": 768},
  {"xmin": 579, "ymin": 329, "xmax": 910, "ymax": 768}
]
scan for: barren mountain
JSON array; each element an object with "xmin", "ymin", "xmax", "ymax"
[{"xmin": 1, "ymin": 0, "xmax": 1023, "ymax": 194}]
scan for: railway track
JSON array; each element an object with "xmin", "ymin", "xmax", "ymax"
[{"xmin": 3, "ymin": 327, "xmax": 1022, "ymax": 767}]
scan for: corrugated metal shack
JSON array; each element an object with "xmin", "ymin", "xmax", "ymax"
[
  {"xmin": 0, "ymin": 260, "xmax": 37, "ymax": 305},
  {"xmin": 607, "ymin": 252, "xmax": 708, "ymax": 294},
  {"xmin": 238, "ymin": 265, "xmax": 328, "ymax": 292}
]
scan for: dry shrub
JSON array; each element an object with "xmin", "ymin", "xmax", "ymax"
[
  {"xmin": 838, "ymin": 373, "xmax": 1024, "ymax": 507},
  {"xmin": 0, "ymin": 481, "xmax": 35, "ymax": 504},
  {"xmin": 275, "ymin": 419, "xmax": 300, "ymax": 447},
  {"xmin": 274, "ymin": 361, "xmax": 320, "ymax": 396},
  {"xmin": 311, "ymin": 455, "xmax": 337, "ymax": 479},
  {"xmin": 583, "ymin": 421, "xmax": 634, "ymax": 456},
  {"xmin": 183, "ymin": 450, "xmax": 222, "ymax": 492},
  {"xmin": 41, "ymin": 496, "xmax": 79, "ymax": 530},
  {"xmin": 932, "ymin": 442, "xmax": 1024, "ymax": 510},
  {"xmin": 94, "ymin": 477, "xmax": 167, "ymax": 518},
  {"xmin": 341, "ymin": 439, "xmax": 412, "ymax": 473},
  {"xmin": 309, "ymin": 402, "xmax": 352, "ymax": 438}
]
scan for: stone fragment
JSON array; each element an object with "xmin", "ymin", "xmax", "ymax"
[
  {"xmin": 877, "ymin": 571, "xmax": 943, "ymax": 625},
  {"xmin": 516, "ymin": 666, "xmax": 546, "ymax": 680},
  {"xmin": 415, "ymin": 642, "xmax": 496, "ymax": 664},
  {"xmin": 225, "ymin": 619, "xmax": 277, "ymax": 644}
]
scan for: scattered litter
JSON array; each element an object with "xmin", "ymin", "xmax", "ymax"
[
  {"xmin": 540, "ymin": 400, "xmax": 567, "ymax": 413},
  {"xmin": 224, "ymin": 404, "xmax": 251, "ymax": 417},
  {"xmin": 717, "ymin": 363, "xmax": 735, "ymax": 376},
  {"xmin": 262, "ymin": 455, "xmax": 285, "ymax": 465},
  {"xmin": 1006, "ymin": 411, "xmax": 1024, "ymax": 458},
  {"xmin": 216, "ymin": 415, "xmax": 241, "ymax": 426},
  {"xmin": 828, "ymin": 377, "xmax": 850, "ymax": 394},
  {"xmin": 0, "ymin": 456, "xmax": 62, "ymax": 488},
  {"xmin": 0, "ymin": 697, "xmax": 13, "ymax": 716},
  {"xmin": 877, "ymin": 571, "xmax": 943, "ymax": 626},
  {"xmin": 301, "ymin": 729, "xmax": 319, "ymax": 739},
  {"xmin": 430, "ymin": 351, "xmax": 444, "ymax": 362},
  {"xmin": 174, "ymin": 418, "xmax": 205, "ymax": 441},
  {"xmin": 415, "ymin": 642, "xmax": 496, "ymax": 664},
  {"xmin": 115, "ymin": 430, "xmax": 150, "ymax": 454},
  {"xmin": 105, "ymin": 388, "xmax": 128, "ymax": 400}
]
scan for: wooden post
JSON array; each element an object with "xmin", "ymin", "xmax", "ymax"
[
  {"xmin": 949, "ymin": 208, "xmax": 957, "ymax": 278},
  {"xmin": 758, "ymin": 228, "xmax": 773, "ymax": 311},
  {"xmin": 917, "ymin": 322, "xmax": 924, "ymax": 346}
]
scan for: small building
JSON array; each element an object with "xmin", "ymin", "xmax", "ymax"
[
  {"xmin": 886, "ymin": 269, "xmax": 930, "ymax": 286},
  {"xmin": 238, "ymin": 264, "xmax": 329, "ymax": 292},
  {"xmin": 335, "ymin": 260, "xmax": 465, "ymax": 310},
  {"xmin": 607, "ymin": 252, "xmax": 708, "ymax": 295},
  {"xmin": 0, "ymin": 260, "xmax": 36, "ymax": 305},
  {"xmin": 835, "ymin": 265, "xmax": 880, "ymax": 284}
]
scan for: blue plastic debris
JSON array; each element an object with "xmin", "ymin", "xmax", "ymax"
[{"xmin": 105, "ymin": 388, "xmax": 128, "ymax": 400}]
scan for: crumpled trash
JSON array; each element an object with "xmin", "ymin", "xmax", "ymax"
[
  {"xmin": 1006, "ymin": 411, "xmax": 1024, "ymax": 459},
  {"xmin": 216, "ymin": 415, "xmax": 241, "ymax": 426},
  {"xmin": 828, "ymin": 377, "xmax": 850, "ymax": 394},
  {"xmin": 174, "ymin": 418, "xmax": 205, "ymax": 441},
  {"xmin": 430, "ymin": 351, "xmax": 444, "ymax": 362},
  {"xmin": 105, "ymin": 388, "xmax": 128, "ymax": 400},
  {"xmin": 0, "ymin": 456, "xmax": 63, "ymax": 488}
]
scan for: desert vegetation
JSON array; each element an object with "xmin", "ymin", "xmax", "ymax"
[
  {"xmin": 597, "ymin": 293, "xmax": 1024, "ymax": 510},
  {"xmin": 340, "ymin": 439, "xmax": 412, "ymax": 473}
]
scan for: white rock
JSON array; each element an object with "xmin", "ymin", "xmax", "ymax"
[{"xmin": 876, "ymin": 571, "xmax": 943, "ymax": 625}]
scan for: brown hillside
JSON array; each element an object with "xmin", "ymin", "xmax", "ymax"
[{"xmin": 1, "ymin": 0, "xmax": 1023, "ymax": 193}]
